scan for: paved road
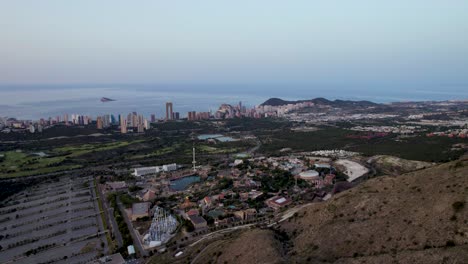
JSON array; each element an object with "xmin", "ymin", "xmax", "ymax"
[
  {"xmin": 247, "ymin": 138, "xmax": 261, "ymax": 155},
  {"xmin": 189, "ymin": 223, "xmax": 257, "ymax": 247},
  {"xmin": 97, "ymin": 183, "xmax": 124, "ymax": 248},
  {"xmin": 116, "ymin": 197, "xmax": 149, "ymax": 257},
  {"xmin": 91, "ymin": 180, "xmax": 110, "ymax": 254}
]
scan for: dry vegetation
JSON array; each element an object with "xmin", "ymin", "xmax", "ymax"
[
  {"xmin": 368, "ymin": 155, "xmax": 435, "ymax": 176},
  {"xmin": 281, "ymin": 157, "xmax": 468, "ymax": 263}
]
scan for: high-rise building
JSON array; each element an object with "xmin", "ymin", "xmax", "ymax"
[
  {"xmin": 63, "ymin": 114, "xmax": 69, "ymax": 124},
  {"xmin": 151, "ymin": 114, "xmax": 156, "ymax": 123},
  {"xmin": 111, "ymin": 114, "xmax": 116, "ymax": 125},
  {"xmin": 103, "ymin": 114, "xmax": 110, "ymax": 128},
  {"xmin": 120, "ymin": 115, "xmax": 127, "ymax": 134},
  {"xmin": 173, "ymin": 112, "xmax": 180, "ymax": 120},
  {"xmin": 96, "ymin": 116, "xmax": 103, "ymax": 129},
  {"xmin": 132, "ymin": 113, "xmax": 139, "ymax": 128},
  {"xmin": 138, "ymin": 114, "xmax": 144, "ymax": 125},
  {"xmin": 137, "ymin": 124, "xmax": 144, "ymax": 133},
  {"xmin": 197, "ymin": 112, "xmax": 210, "ymax": 120},
  {"xmin": 166, "ymin": 102, "xmax": 173, "ymax": 121},
  {"xmin": 127, "ymin": 113, "xmax": 133, "ymax": 127},
  {"xmin": 188, "ymin": 111, "xmax": 196, "ymax": 121}
]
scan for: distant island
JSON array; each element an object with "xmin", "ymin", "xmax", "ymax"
[{"xmin": 100, "ymin": 97, "xmax": 116, "ymax": 102}]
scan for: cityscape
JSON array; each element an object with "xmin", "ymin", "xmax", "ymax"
[
  {"xmin": 1, "ymin": 96, "xmax": 467, "ymax": 264},
  {"xmin": 1, "ymin": 1, "xmax": 468, "ymax": 264}
]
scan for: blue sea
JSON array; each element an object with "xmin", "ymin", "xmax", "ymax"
[{"xmin": 0, "ymin": 84, "xmax": 467, "ymax": 120}]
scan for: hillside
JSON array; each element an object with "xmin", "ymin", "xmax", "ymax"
[
  {"xmin": 168, "ymin": 158, "xmax": 468, "ymax": 264},
  {"xmin": 367, "ymin": 155, "xmax": 435, "ymax": 176},
  {"xmin": 280, "ymin": 157, "xmax": 468, "ymax": 263},
  {"xmin": 260, "ymin": 97, "xmax": 379, "ymax": 108}
]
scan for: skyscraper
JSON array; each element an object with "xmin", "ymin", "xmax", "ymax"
[
  {"xmin": 96, "ymin": 116, "xmax": 103, "ymax": 129},
  {"xmin": 120, "ymin": 115, "xmax": 127, "ymax": 134},
  {"xmin": 63, "ymin": 113, "xmax": 68, "ymax": 124},
  {"xmin": 151, "ymin": 114, "xmax": 156, "ymax": 123},
  {"xmin": 188, "ymin": 111, "xmax": 196, "ymax": 121},
  {"xmin": 166, "ymin": 102, "xmax": 173, "ymax": 121}
]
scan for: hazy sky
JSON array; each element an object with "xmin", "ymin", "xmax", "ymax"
[{"xmin": 1, "ymin": 1, "xmax": 468, "ymax": 90}]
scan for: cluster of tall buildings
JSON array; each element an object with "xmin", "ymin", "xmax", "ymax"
[
  {"xmin": 255, "ymin": 101, "xmax": 316, "ymax": 117},
  {"xmin": 1, "ymin": 100, "xmax": 269, "ymax": 134},
  {"xmin": 187, "ymin": 111, "xmax": 210, "ymax": 121},
  {"xmin": 119, "ymin": 112, "xmax": 150, "ymax": 134},
  {"xmin": 214, "ymin": 101, "xmax": 261, "ymax": 119}
]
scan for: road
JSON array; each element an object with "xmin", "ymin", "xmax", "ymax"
[
  {"xmin": 247, "ymin": 138, "xmax": 261, "ymax": 155},
  {"xmin": 189, "ymin": 223, "xmax": 257, "ymax": 248},
  {"xmin": 116, "ymin": 196, "xmax": 149, "ymax": 257},
  {"xmin": 97, "ymin": 183, "xmax": 124, "ymax": 248},
  {"xmin": 90, "ymin": 180, "xmax": 110, "ymax": 254}
]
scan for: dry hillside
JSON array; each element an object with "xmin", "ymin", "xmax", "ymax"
[
  {"xmin": 367, "ymin": 155, "xmax": 435, "ymax": 176},
  {"xmin": 281, "ymin": 157, "xmax": 468, "ymax": 263}
]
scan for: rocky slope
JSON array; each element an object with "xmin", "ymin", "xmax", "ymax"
[
  {"xmin": 367, "ymin": 155, "xmax": 435, "ymax": 176},
  {"xmin": 280, "ymin": 157, "xmax": 468, "ymax": 263}
]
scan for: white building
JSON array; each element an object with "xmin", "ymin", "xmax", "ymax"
[{"xmin": 133, "ymin": 163, "xmax": 178, "ymax": 176}]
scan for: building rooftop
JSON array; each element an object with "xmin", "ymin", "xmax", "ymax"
[
  {"xmin": 132, "ymin": 202, "xmax": 150, "ymax": 215},
  {"xmin": 266, "ymin": 195, "xmax": 292, "ymax": 207},
  {"xmin": 106, "ymin": 181, "xmax": 127, "ymax": 190},
  {"xmin": 128, "ymin": 245, "xmax": 135, "ymax": 255},
  {"xmin": 189, "ymin": 215, "xmax": 207, "ymax": 225},
  {"xmin": 299, "ymin": 170, "xmax": 319, "ymax": 178},
  {"xmin": 275, "ymin": 197, "xmax": 287, "ymax": 204}
]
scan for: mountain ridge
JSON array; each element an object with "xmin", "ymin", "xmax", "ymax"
[{"xmin": 260, "ymin": 97, "xmax": 379, "ymax": 107}]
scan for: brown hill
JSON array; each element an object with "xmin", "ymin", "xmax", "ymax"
[
  {"xmin": 280, "ymin": 157, "xmax": 468, "ymax": 263},
  {"xmin": 367, "ymin": 155, "xmax": 435, "ymax": 176}
]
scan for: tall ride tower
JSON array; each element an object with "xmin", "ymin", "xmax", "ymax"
[{"xmin": 192, "ymin": 145, "xmax": 197, "ymax": 171}]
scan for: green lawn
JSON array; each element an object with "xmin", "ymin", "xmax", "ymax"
[{"xmin": 0, "ymin": 140, "xmax": 143, "ymax": 178}]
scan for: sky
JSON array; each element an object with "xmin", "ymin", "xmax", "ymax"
[{"xmin": 1, "ymin": 1, "xmax": 468, "ymax": 92}]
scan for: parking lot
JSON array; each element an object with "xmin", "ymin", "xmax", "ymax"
[{"xmin": 0, "ymin": 175, "xmax": 107, "ymax": 264}]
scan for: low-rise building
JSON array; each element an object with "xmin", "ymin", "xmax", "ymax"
[
  {"xmin": 265, "ymin": 196, "xmax": 292, "ymax": 210},
  {"xmin": 234, "ymin": 209, "xmax": 257, "ymax": 221},
  {"xmin": 105, "ymin": 181, "xmax": 128, "ymax": 192},
  {"xmin": 133, "ymin": 163, "xmax": 178, "ymax": 176},
  {"xmin": 189, "ymin": 215, "xmax": 208, "ymax": 229},
  {"xmin": 140, "ymin": 189, "xmax": 157, "ymax": 201},
  {"xmin": 131, "ymin": 202, "xmax": 151, "ymax": 221}
]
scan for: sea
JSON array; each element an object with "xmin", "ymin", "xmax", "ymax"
[{"xmin": 0, "ymin": 84, "xmax": 467, "ymax": 120}]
